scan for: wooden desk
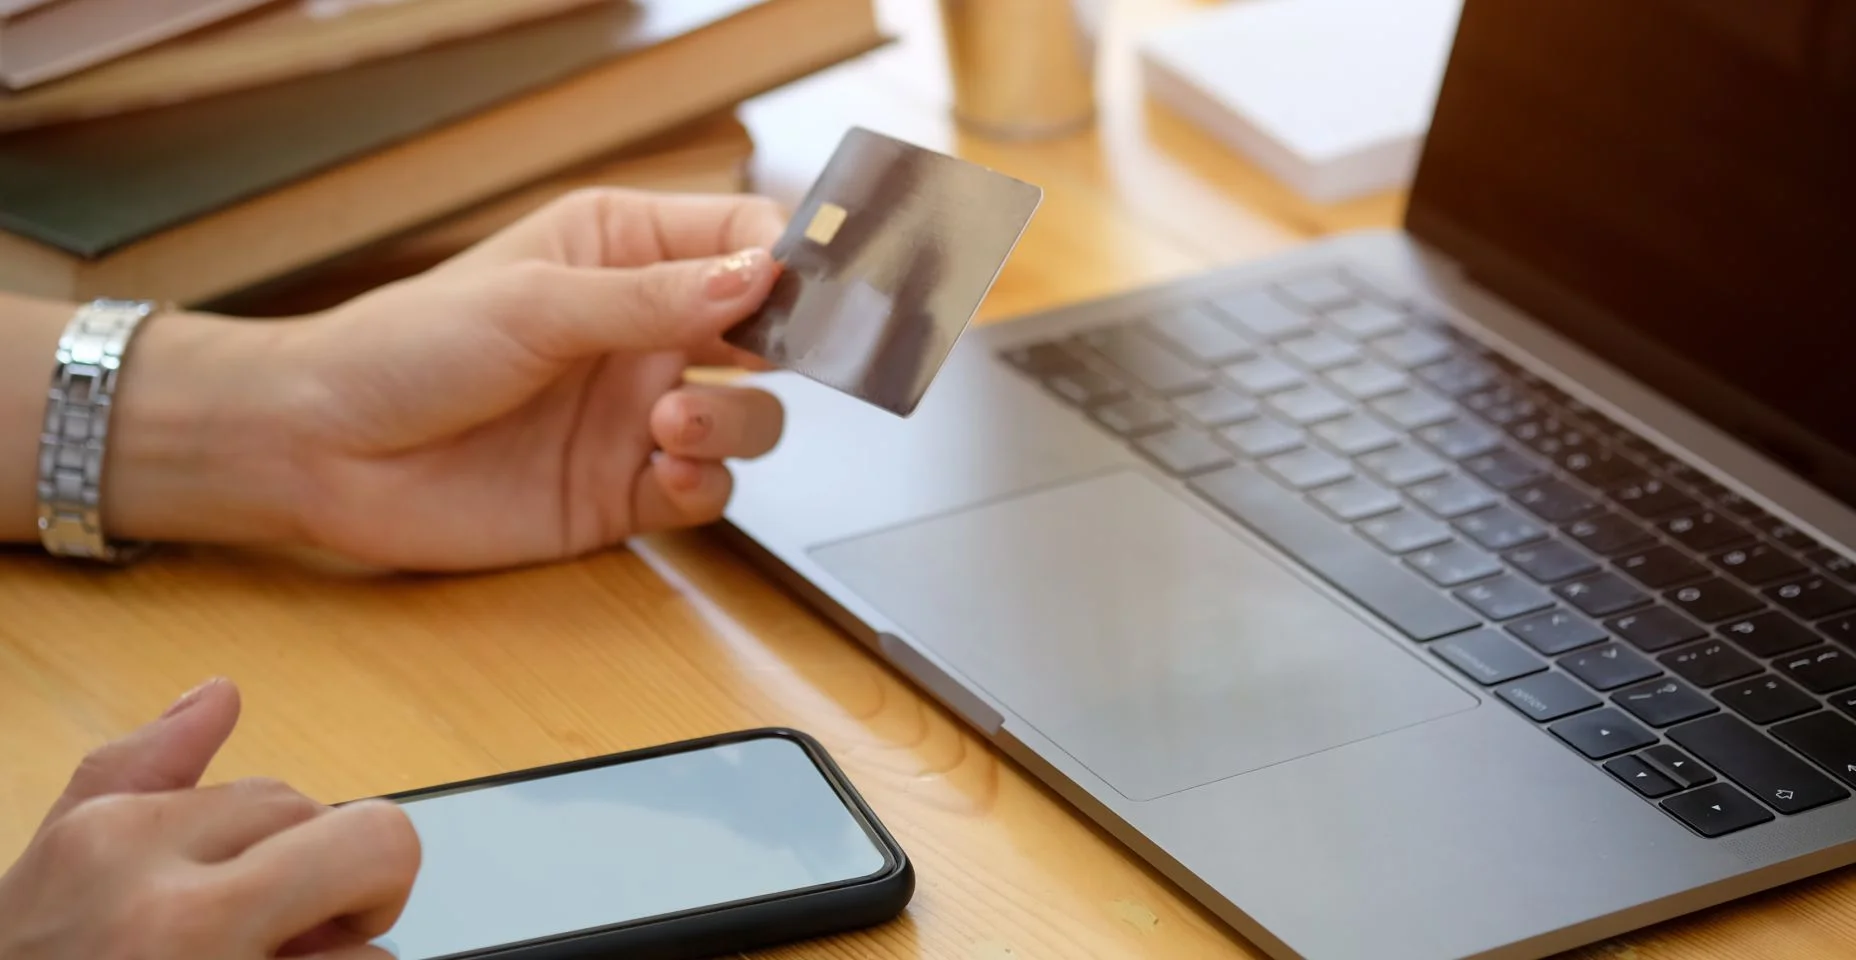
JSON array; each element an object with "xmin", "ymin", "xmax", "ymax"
[{"xmin": 3, "ymin": 1, "xmax": 1851, "ymax": 957}]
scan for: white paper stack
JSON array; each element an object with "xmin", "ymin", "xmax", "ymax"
[{"xmin": 1139, "ymin": 0, "xmax": 1463, "ymax": 203}]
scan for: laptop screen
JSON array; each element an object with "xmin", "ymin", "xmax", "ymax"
[{"xmin": 1406, "ymin": 0, "xmax": 1856, "ymax": 505}]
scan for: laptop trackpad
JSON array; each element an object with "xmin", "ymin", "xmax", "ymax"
[{"xmin": 810, "ymin": 469, "xmax": 1476, "ymax": 801}]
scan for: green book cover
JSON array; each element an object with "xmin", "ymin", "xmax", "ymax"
[{"xmin": 0, "ymin": 0, "xmax": 758, "ymax": 258}]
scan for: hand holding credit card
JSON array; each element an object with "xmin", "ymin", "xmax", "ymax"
[{"xmin": 726, "ymin": 127, "xmax": 1042, "ymax": 416}]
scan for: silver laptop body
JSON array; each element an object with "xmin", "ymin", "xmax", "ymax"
[{"xmin": 724, "ymin": 3, "xmax": 1856, "ymax": 958}]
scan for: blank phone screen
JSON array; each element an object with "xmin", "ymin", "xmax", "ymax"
[{"xmin": 373, "ymin": 735, "xmax": 891, "ymax": 959}]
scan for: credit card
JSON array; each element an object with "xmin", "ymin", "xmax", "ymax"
[{"xmin": 726, "ymin": 127, "xmax": 1042, "ymax": 416}]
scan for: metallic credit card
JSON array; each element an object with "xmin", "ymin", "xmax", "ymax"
[{"xmin": 726, "ymin": 127, "xmax": 1043, "ymax": 416}]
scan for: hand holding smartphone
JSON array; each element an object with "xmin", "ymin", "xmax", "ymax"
[{"xmin": 368, "ymin": 729, "xmax": 912, "ymax": 960}]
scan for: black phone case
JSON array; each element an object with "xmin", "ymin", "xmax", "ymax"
[{"xmin": 372, "ymin": 727, "xmax": 915, "ymax": 960}]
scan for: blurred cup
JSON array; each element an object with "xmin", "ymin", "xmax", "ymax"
[{"xmin": 938, "ymin": 0, "xmax": 1097, "ymax": 140}]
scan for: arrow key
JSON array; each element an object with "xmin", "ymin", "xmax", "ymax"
[
  {"xmin": 1641, "ymin": 744, "xmax": 1716, "ymax": 788},
  {"xmin": 1662, "ymin": 782, "xmax": 1774, "ymax": 837},
  {"xmin": 1553, "ymin": 707, "xmax": 1656, "ymax": 759},
  {"xmin": 1605, "ymin": 754, "xmax": 1679, "ymax": 798}
]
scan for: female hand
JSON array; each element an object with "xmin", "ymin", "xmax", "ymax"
[
  {"xmin": 72, "ymin": 188, "xmax": 790, "ymax": 571},
  {"xmin": 0, "ymin": 679, "xmax": 421, "ymax": 959}
]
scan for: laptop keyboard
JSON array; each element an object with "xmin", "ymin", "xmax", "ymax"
[{"xmin": 1000, "ymin": 267, "xmax": 1856, "ymax": 839}]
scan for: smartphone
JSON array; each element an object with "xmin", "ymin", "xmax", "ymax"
[{"xmin": 367, "ymin": 728, "xmax": 913, "ymax": 960}]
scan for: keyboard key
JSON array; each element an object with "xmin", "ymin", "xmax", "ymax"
[
  {"xmin": 1456, "ymin": 575, "xmax": 1554, "ymax": 620},
  {"xmin": 1276, "ymin": 274, "xmax": 1355, "ymax": 311},
  {"xmin": 1461, "ymin": 447, "xmax": 1547, "ymax": 491},
  {"xmin": 1667, "ymin": 578, "xmax": 1763, "ymax": 623},
  {"xmin": 1513, "ymin": 480, "xmax": 1599, "ymax": 523},
  {"xmin": 1715, "ymin": 675, "xmax": 1817, "ymax": 724},
  {"xmin": 1616, "ymin": 546, "xmax": 1709, "ymax": 589},
  {"xmin": 1358, "ymin": 510, "xmax": 1454, "ymax": 554},
  {"xmin": 1455, "ymin": 506, "xmax": 1546, "ymax": 551},
  {"xmin": 1092, "ymin": 397, "xmax": 1173, "ymax": 436},
  {"xmin": 1223, "ymin": 355, "xmax": 1305, "ymax": 395},
  {"xmin": 1508, "ymin": 608, "xmax": 1608, "ymax": 655},
  {"xmin": 1085, "ymin": 328, "xmax": 1212, "ymax": 395},
  {"xmin": 1766, "ymin": 576, "xmax": 1856, "ymax": 621},
  {"xmin": 1823, "ymin": 615, "xmax": 1856, "ymax": 648},
  {"xmin": 1313, "ymin": 414, "xmax": 1399, "ymax": 455},
  {"xmin": 1712, "ymin": 490, "xmax": 1767, "ymax": 518},
  {"xmin": 1659, "ymin": 511, "xmax": 1753, "ymax": 553},
  {"xmin": 1642, "ymin": 744, "xmax": 1716, "ymax": 788},
  {"xmin": 1267, "ymin": 384, "xmax": 1352, "ymax": 425},
  {"xmin": 1328, "ymin": 302, "xmax": 1410, "ymax": 339},
  {"xmin": 1416, "ymin": 356, "xmax": 1498, "ymax": 397},
  {"xmin": 1407, "ymin": 541, "xmax": 1503, "ymax": 587},
  {"xmin": 1807, "ymin": 548, "xmax": 1856, "ymax": 585},
  {"xmin": 1134, "ymin": 428, "xmax": 1232, "ymax": 476},
  {"xmin": 1417, "ymin": 419, "xmax": 1504, "ymax": 460},
  {"xmin": 1561, "ymin": 643, "xmax": 1662, "ymax": 692},
  {"xmin": 1003, "ymin": 341, "xmax": 1081, "ymax": 375},
  {"xmin": 1615, "ymin": 678, "xmax": 1717, "ymax": 727},
  {"xmin": 1433, "ymin": 629, "xmax": 1546, "ymax": 685},
  {"xmin": 1327, "ymin": 301, "xmax": 1409, "ymax": 339},
  {"xmin": 1221, "ymin": 418, "xmax": 1305, "ymax": 458},
  {"xmin": 1754, "ymin": 519, "xmax": 1816, "ymax": 551},
  {"xmin": 1371, "ymin": 328, "xmax": 1454, "ymax": 368},
  {"xmin": 1611, "ymin": 478, "xmax": 1701, "ymax": 520},
  {"xmin": 1564, "ymin": 513, "xmax": 1654, "ymax": 556},
  {"xmin": 1048, "ymin": 367, "xmax": 1128, "ymax": 406},
  {"xmin": 1558, "ymin": 573, "xmax": 1650, "ymax": 618},
  {"xmin": 1709, "ymin": 544, "xmax": 1808, "ymax": 586},
  {"xmin": 1148, "ymin": 306, "xmax": 1254, "ymax": 364},
  {"xmin": 1608, "ymin": 606, "xmax": 1707, "ymax": 652},
  {"xmin": 1661, "ymin": 783, "xmax": 1773, "ymax": 837},
  {"xmin": 1189, "ymin": 465, "xmax": 1481, "ymax": 640},
  {"xmin": 1357, "ymin": 443, "xmax": 1449, "ymax": 487},
  {"xmin": 1719, "ymin": 612, "xmax": 1818, "ymax": 658},
  {"xmin": 1409, "ymin": 474, "xmax": 1498, "ymax": 519},
  {"xmin": 1772, "ymin": 712, "xmax": 1856, "ymax": 787},
  {"xmin": 1835, "ymin": 690, "xmax": 1856, "ymax": 718},
  {"xmin": 1775, "ymin": 646, "xmax": 1856, "ymax": 694},
  {"xmin": 1263, "ymin": 446, "xmax": 1352, "ymax": 490},
  {"xmin": 1659, "ymin": 641, "xmax": 1759, "ymax": 688},
  {"xmin": 1326, "ymin": 361, "xmax": 1408, "ymax": 400},
  {"xmin": 1174, "ymin": 387, "xmax": 1261, "ymax": 427},
  {"xmin": 1498, "ymin": 673, "xmax": 1601, "ymax": 722},
  {"xmin": 1606, "ymin": 755, "xmax": 1680, "ymax": 798},
  {"xmin": 1215, "ymin": 289, "xmax": 1313, "ymax": 341},
  {"xmin": 1370, "ymin": 389, "xmax": 1457, "ymax": 429},
  {"xmin": 1553, "ymin": 707, "xmax": 1656, "ymax": 759},
  {"xmin": 1506, "ymin": 541, "xmax": 1599, "ymax": 584},
  {"xmin": 1280, "ymin": 331, "xmax": 1361, "ymax": 370},
  {"xmin": 1559, "ymin": 448, "xmax": 1649, "ymax": 487},
  {"xmin": 1670, "ymin": 713, "xmax": 1849, "ymax": 814},
  {"xmin": 1464, "ymin": 386, "xmax": 1540, "ymax": 425},
  {"xmin": 1310, "ymin": 477, "xmax": 1401, "ymax": 521}
]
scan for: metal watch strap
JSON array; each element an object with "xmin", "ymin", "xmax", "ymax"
[{"xmin": 37, "ymin": 299, "xmax": 158, "ymax": 562}]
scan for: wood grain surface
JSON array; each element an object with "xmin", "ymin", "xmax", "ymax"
[{"xmin": 3, "ymin": 1, "xmax": 1851, "ymax": 957}]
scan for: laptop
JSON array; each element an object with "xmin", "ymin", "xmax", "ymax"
[{"xmin": 723, "ymin": 2, "xmax": 1856, "ymax": 957}]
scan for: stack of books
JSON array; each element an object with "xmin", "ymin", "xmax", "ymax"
[{"xmin": 0, "ymin": 0, "xmax": 884, "ymax": 311}]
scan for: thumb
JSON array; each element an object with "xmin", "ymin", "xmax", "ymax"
[
  {"xmin": 487, "ymin": 248, "xmax": 777, "ymax": 362},
  {"xmin": 39, "ymin": 677, "xmax": 241, "ymax": 828}
]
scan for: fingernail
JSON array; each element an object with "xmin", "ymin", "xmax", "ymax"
[
  {"xmin": 704, "ymin": 248, "xmax": 769, "ymax": 300},
  {"xmin": 162, "ymin": 678, "xmax": 220, "ymax": 719},
  {"xmin": 681, "ymin": 412, "xmax": 712, "ymax": 446}
]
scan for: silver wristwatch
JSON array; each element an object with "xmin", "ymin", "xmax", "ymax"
[{"xmin": 37, "ymin": 299, "xmax": 158, "ymax": 563}]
